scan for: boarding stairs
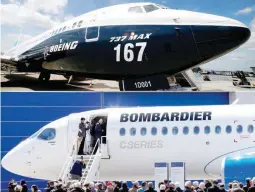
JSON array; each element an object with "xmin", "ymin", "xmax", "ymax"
[
  {"xmin": 181, "ymin": 69, "xmax": 201, "ymax": 91},
  {"xmin": 59, "ymin": 137, "xmax": 109, "ymax": 185}
]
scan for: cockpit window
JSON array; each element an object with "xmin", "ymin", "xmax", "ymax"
[
  {"xmin": 128, "ymin": 6, "xmax": 144, "ymax": 13},
  {"xmin": 30, "ymin": 129, "xmax": 42, "ymax": 139},
  {"xmin": 37, "ymin": 128, "xmax": 56, "ymax": 140},
  {"xmin": 143, "ymin": 4, "xmax": 159, "ymax": 13},
  {"xmin": 156, "ymin": 4, "xmax": 169, "ymax": 9}
]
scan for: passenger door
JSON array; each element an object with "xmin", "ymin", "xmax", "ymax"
[
  {"xmin": 85, "ymin": 26, "xmax": 100, "ymax": 42},
  {"xmin": 85, "ymin": 13, "xmax": 100, "ymax": 42},
  {"xmin": 67, "ymin": 114, "xmax": 80, "ymax": 154}
]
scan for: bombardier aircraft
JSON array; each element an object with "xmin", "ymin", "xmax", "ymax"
[
  {"xmin": 2, "ymin": 104, "xmax": 255, "ymax": 183},
  {"xmin": 0, "ymin": 2, "xmax": 251, "ymax": 90}
]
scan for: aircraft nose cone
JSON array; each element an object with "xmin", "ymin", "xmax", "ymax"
[
  {"xmin": 191, "ymin": 25, "xmax": 251, "ymax": 60},
  {"xmin": 1, "ymin": 151, "xmax": 16, "ymax": 173},
  {"xmin": 1, "ymin": 143, "xmax": 31, "ymax": 176},
  {"xmin": 237, "ymin": 27, "xmax": 251, "ymax": 43}
]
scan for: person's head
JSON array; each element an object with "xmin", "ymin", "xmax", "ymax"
[
  {"xmin": 219, "ymin": 183, "xmax": 224, "ymax": 190},
  {"xmin": 142, "ymin": 182, "xmax": 148, "ymax": 189},
  {"xmin": 160, "ymin": 184, "xmax": 166, "ymax": 191},
  {"xmin": 169, "ymin": 183, "xmax": 175, "ymax": 189},
  {"xmin": 49, "ymin": 181, "xmax": 55, "ymax": 187},
  {"xmin": 199, "ymin": 182, "xmax": 205, "ymax": 190},
  {"xmin": 90, "ymin": 182, "xmax": 95, "ymax": 189},
  {"xmin": 133, "ymin": 181, "xmax": 139, "ymax": 189},
  {"xmin": 232, "ymin": 183, "xmax": 239, "ymax": 189},
  {"xmin": 193, "ymin": 181, "xmax": 199, "ymax": 188},
  {"xmin": 11, "ymin": 182, "xmax": 18, "ymax": 188},
  {"xmin": 246, "ymin": 178, "xmax": 251, "ymax": 187},
  {"xmin": 122, "ymin": 182, "xmax": 128, "ymax": 188},
  {"xmin": 239, "ymin": 183, "xmax": 243, "ymax": 188},
  {"xmin": 56, "ymin": 183, "xmax": 63, "ymax": 189},
  {"xmin": 84, "ymin": 182, "xmax": 90, "ymax": 188},
  {"xmin": 205, "ymin": 181, "xmax": 212, "ymax": 189},
  {"xmin": 185, "ymin": 181, "xmax": 192, "ymax": 189},
  {"xmin": 148, "ymin": 182, "xmax": 153, "ymax": 189},
  {"xmin": 31, "ymin": 185, "xmax": 39, "ymax": 192},
  {"xmin": 175, "ymin": 182, "xmax": 180, "ymax": 189},
  {"xmin": 20, "ymin": 180, "xmax": 26, "ymax": 186},
  {"xmin": 158, "ymin": 182, "xmax": 164, "ymax": 189},
  {"xmin": 113, "ymin": 181, "xmax": 118, "ymax": 188},
  {"xmin": 107, "ymin": 182, "xmax": 114, "ymax": 192},
  {"xmin": 99, "ymin": 119, "xmax": 103, "ymax": 124},
  {"xmin": 164, "ymin": 180, "xmax": 169, "ymax": 186},
  {"xmin": 74, "ymin": 182, "xmax": 82, "ymax": 189},
  {"xmin": 212, "ymin": 180, "xmax": 218, "ymax": 186},
  {"xmin": 81, "ymin": 117, "xmax": 85, "ymax": 123},
  {"xmin": 228, "ymin": 183, "xmax": 232, "ymax": 189},
  {"xmin": 98, "ymin": 183, "xmax": 104, "ymax": 190},
  {"xmin": 14, "ymin": 185, "xmax": 22, "ymax": 192},
  {"xmin": 252, "ymin": 178, "xmax": 255, "ymax": 187}
]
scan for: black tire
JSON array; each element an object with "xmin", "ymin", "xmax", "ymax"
[{"xmin": 39, "ymin": 72, "xmax": 50, "ymax": 82}]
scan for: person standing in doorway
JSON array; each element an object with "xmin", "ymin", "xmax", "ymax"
[
  {"xmin": 93, "ymin": 119, "xmax": 103, "ymax": 154},
  {"xmin": 78, "ymin": 118, "xmax": 89, "ymax": 155}
]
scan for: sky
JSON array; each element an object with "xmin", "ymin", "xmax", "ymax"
[{"xmin": 0, "ymin": 0, "xmax": 254, "ymax": 71}]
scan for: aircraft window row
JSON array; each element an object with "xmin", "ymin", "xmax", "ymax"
[
  {"xmin": 72, "ymin": 22, "xmax": 77, "ymax": 28},
  {"xmin": 183, "ymin": 126, "xmax": 189, "ymax": 135},
  {"xmin": 119, "ymin": 125, "xmax": 254, "ymax": 136},
  {"xmin": 226, "ymin": 125, "xmax": 232, "ymax": 134},
  {"xmin": 37, "ymin": 128, "xmax": 56, "ymax": 140},
  {"xmin": 49, "ymin": 20, "xmax": 83, "ymax": 37},
  {"xmin": 248, "ymin": 124, "xmax": 254, "ymax": 133},
  {"xmin": 77, "ymin": 20, "xmax": 83, "ymax": 27},
  {"xmin": 204, "ymin": 126, "xmax": 210, "ymax": 134}
]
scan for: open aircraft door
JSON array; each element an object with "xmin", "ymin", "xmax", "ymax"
[{"xmin": 67, "ymin": 113, "xmax": 81, "ymax": 154}]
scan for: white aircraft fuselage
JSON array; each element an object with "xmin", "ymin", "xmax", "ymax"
[{"xmin": 2, "ymin": 104, "xmax": 255, "ymax": 182}]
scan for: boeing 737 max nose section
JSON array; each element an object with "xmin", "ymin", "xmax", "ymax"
[{"xmin": 190, "ymin": 16, "xmax": 251, "ymax": 61}]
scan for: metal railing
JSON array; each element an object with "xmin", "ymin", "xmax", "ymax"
[
  {"xmin": 80, "ymin": 138, "xmax": 100, "ymax": 183},
  {"xmin": 58, "ymin": 139, "xmax": 77, "ymax": 184}
]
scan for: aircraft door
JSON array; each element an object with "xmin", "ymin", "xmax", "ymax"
[
  {"xmin": 67, "ymin": 114, "xmax": 80, "ymax": 154},
  {"xmin": 85, "ymin": 12, "xmax": 100, "ymax": 42},
  {"xmin": 85, "ymin": 26, "xmax": 100, "ymax": 42}
]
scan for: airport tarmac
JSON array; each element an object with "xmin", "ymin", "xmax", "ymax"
[
  {"xmin": 1, "ymin": 73, "xmax": 119, "ymax": 91},
  {"xmin": 1, "ymin": 72, "xmax": 255, "ymax": 91}
]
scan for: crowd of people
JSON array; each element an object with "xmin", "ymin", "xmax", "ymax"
[{"xmin": 7, "ymin": 177, "xmax": 255, "ymax": 192}]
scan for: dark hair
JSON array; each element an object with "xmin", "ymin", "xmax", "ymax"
[
  {"xmin": 122, "ymin": 182, "xmax": 128, "ymax": 188},
  {"xmin": 246, "ymin": 179, "xmax": 251, "ymax": 188},
  {"xmin": 205, "ymin": 182, "xmax": 212, "ymax": 189},
  {"xmin": 228, "ymin": 183, "xmax": 232, "ymax": 189},
  {"xmin": 158, "ymin": 182, "xmax": 164, "ymax": 189},
  {"xmin": 31, "ymin": 185, "xmax": 38, "ymax": 191},
  {"xmin": 164, "ymin": 180, "xmax": 169, "ymax": 184},
  {"xmin": 142, "ymin": 182, "xmax": 147, "ymax": 187},
  {"xmin": 20, "ymin": 180, "xmax": 26, "ymax": 186},
  {"xmin": 81, "ymin": 117, "xmax": 85, "ymax": 120}
]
